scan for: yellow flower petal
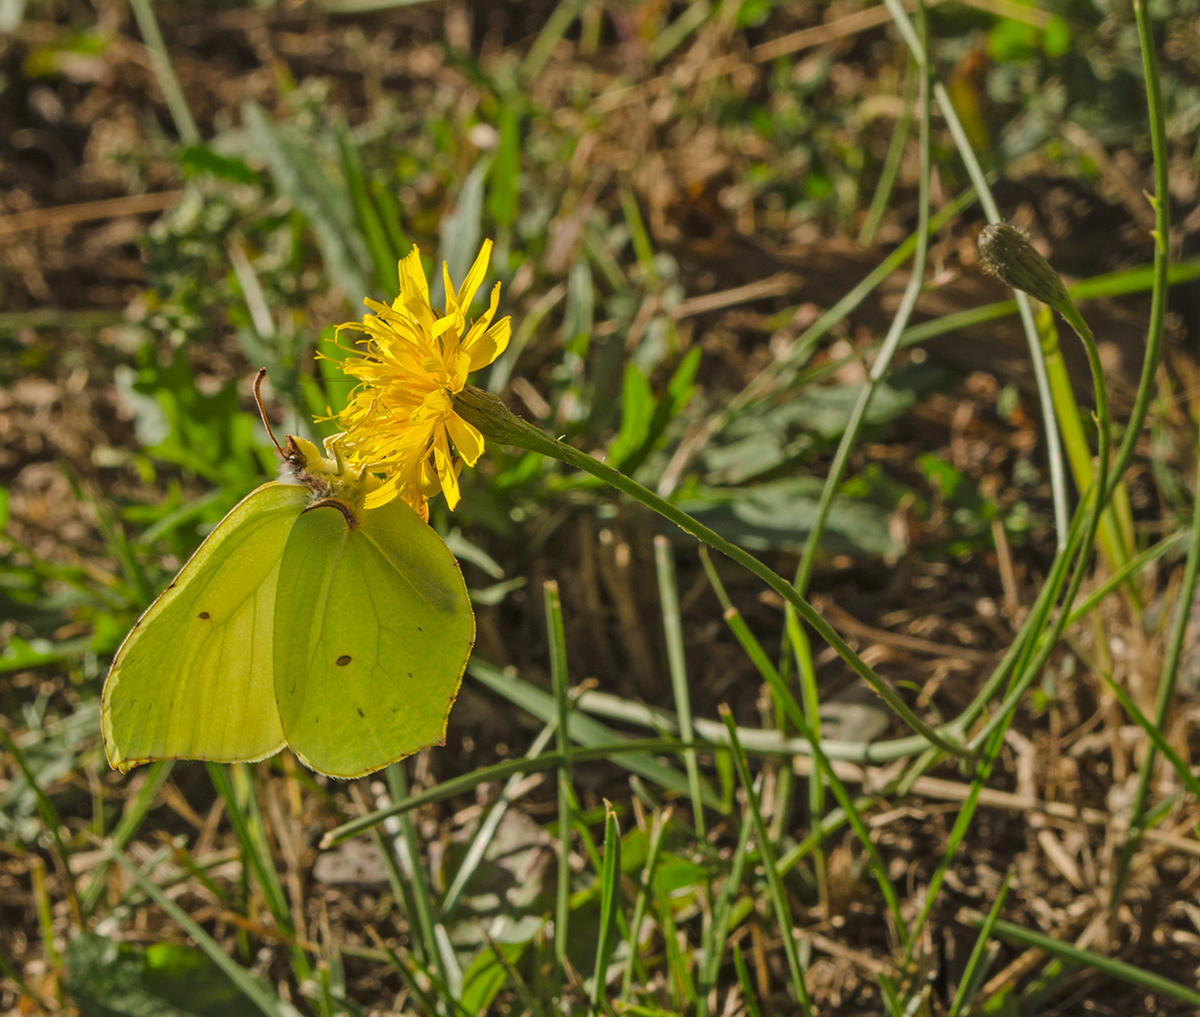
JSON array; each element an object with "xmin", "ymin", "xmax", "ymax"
[
  {"xmin": 445, "ymin": 413, "xmax": 485, "ymax": 466},
  {"xmin": 455, "ymin": 238, "xmax": 492, "ymax": 313},
  {"xmin": 467, "ymin": 316, "xmax": 511, "ymax": 372},
  {"xmin": 331, "ymin": 239, "xmax": 508, "ymax": 515}
]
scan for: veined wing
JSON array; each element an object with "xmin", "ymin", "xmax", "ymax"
[{"xmin": 102, "ymin": 483, "xmax": 307, "ymax": 771}]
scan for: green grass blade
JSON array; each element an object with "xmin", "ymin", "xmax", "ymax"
[
  {"xmin": 947, "ymin": 871, "xmax": 1011, "ymax": 1017},
  {"xmin": 336, "ymin": 122, "xmax": 400, "ymax": 301},
  {"xmin": 619, "ymin": 807, "xmax": 671, "ymax": 1003},
  {"xmin": 520, "ymin": 0, "xmax": 586, "ymax": 82},
  {"xmin": 732, "ymin": 943, "xmax": 764, "ymax": 1017},
  {"xmin": 654, "ymin": 537, "xmax": 706, "ymax": 837},
  {"xmin": 590, "ymin": 805, "xmax": 622, "ymax": 1011},
  {"xmin": 720, "ymin": 707, "xmax": 812, "ymax": 1014},
  {"xmin": 881, "ymin": 0, "xmax": 1071, "ymax": 545},
  {"xmin": 207, "ymin": 765, "xmax": 292, "ymax": 935},
  {"xmin": 545, "ymin": 580, "xmax": 574, "ymax": 978},
  {"xmin": 128, "ymin": 0, "xmax": 200, "ymax": 145},
  {"xmin": 859, "ymin": 60, "xmax": 916, "ymax": 245},
  {"xmin": 1100, "ymin": 670, "xmax": 1200, "ymax": 804},
  {"xmin": 698, "ymin": 786, "xmax": 755, "ymax": 1011},
  {"xmin": 967, "ymin": 914, "xmax": 1200, "ymax": 1007},
  {"xmin": 385, "ymin": 763, "xmax": 456, "ymax": 993}
]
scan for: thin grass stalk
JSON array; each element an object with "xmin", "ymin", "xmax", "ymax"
[
  {"xmin": 29, "ymin": 857, "xmax": 59, "ymax": 968},
  {"xmin": 653, "ymin": 536, "xmax": 705, "ymax": 836},
  {"xmin": 208, "ymin": 764, "xmax": 318, "ymax": 996},
  {"xmin": 1112, "ymin": 425, "xmax": 1200, "ymax": 898},
  {"xmin": 442, "ymin": 719, "xmax": 558, "ymax": 917},
  {"xmin": 785, "ymin": 613, "xmax": 826, "ymax": 903},
  {"xmin": 732, "ymin": 943, "xmax": 764, "ymax": 1017},
  {"xmin": 545, "ymin": 580, "xmax": 573, "ymax": 981},
  {"xmin": 880, "ymin": 0, "xmax": 1071, "ymax": 545},
  {"xmin": 384, "ymin": 763, "xmax": 457, "ymax": 995},
  {"xmin": 520, "ymin": 0, "xmax": 587, "ymax": 82},
  {"xmin": 213, "ymin": 766, "xmax": 290, "ymax": 929},
  {"xmin": 590, "ymin": 806, "xmax": 622, "ymax": 1012},
  {"xmin": 965, "ymin": 914, "xmax": 1200, "ymax": 1008},
  {"xmin": 651, "ymin": 863, "xmax": 697, "ymax": 1010},
  {"xmin": 700, "ymin": 549, "xmax": 795, "ymax": 844},
  {"xmin": 1099, "ymin": 670, "xmax": 1200, "ymax": 804},
  {"xmin": 792, "ymin": 0, "xmax": 933, "ymax": 601},
  {"xmin": 619, "ymin": 807, "xmax": 670, "ymax": 1003},
  {"xmin": 127, "ymin": 0, "xmax": 201, "ymax": 146},
  {"xmin": 720, "ymin": 706, "xmax": 812, "ymax": 1014},
  {"xmin": 947, "ymin": 871, "xmax": 1011, "ymax": 1017},
  {"xmin": 698, "ymin": 786, "xmax": 755, "ymax": 1013},
  {"xmin": 859, "ymin": 59, "xmax": 917, "ymax": 245}
]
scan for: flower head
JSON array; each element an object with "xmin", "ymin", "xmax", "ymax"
[{"xmin": 331, "ymin": 241, "xmax": 510, "ymax": 518}]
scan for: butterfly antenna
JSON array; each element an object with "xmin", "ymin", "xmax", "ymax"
[{"xmin": 252, "ymin": 368, "xmax": 286, "ymax": 458}]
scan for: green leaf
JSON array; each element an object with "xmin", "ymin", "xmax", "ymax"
[
  {"xmin": 488, "ymin": 104, "xmax": 521, "ymax": 228},
  {"xmin": 677, "ymin": 477, "xmax": 902, "ymax": 557},
  {"xmin": 178, "ymin": 146, "xmax": 260, "ymax": 185},
  {"xmin": 608, "ymin": 365, "xmax": 656, "ymax": 470},
  {"xmin": 458, "ymin": 940, "xmax": 529, "ymax": 1016},
  {"xmin": 65, "ymin": 933, "xmax": 268, "ymax": 1017}
]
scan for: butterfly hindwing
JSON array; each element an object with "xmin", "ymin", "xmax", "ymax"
[
  {"xmin": 274, "ymin": 497, "xmax": 475, "ymax": 778},
  {"xmin": 102, "ymin": 483, "xmax": 308, "ymax": 771}
]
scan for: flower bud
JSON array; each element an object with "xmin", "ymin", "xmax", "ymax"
[{"xmin": 978, "ymin": 223, "xmax": 1070, "ymax": 310}]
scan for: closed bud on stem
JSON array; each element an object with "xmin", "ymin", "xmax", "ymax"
[
  {"xmin": 978, "ymin": 223, "xmax": 1071, "ymax": 311},
  {"xmin": 452, "ymin": 385, "xmax": 563, "ymax": 460}
]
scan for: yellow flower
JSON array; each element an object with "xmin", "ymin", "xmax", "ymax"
[{"xmin": 331, "ymin": 240, "xmax": 511, "ymax": 518}]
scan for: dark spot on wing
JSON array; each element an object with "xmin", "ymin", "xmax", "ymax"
[
  {"xmin": 167, "ymin": 582, "xmax": 177, "ymax": 590},
  {"xmin": 407, "ymin": 672, "xmax": 413, "ymax": 679},
  {"xmin": 357, "ymin": 707, "xmax": 365, "ymax": 718},
  {"xmin": 337, "ymin": 654, "xmax": 352, "ymax": 666},
  {"xmin": 416, "ymin": 625, "xmax": 423, "ymax": 632},
  {"xmin": 198, "ymin": 611, "xmax": 210, "ymax": 620}
]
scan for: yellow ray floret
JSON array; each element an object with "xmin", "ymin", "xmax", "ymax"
[{"xmin": 330, "ymin": 240, "xmax": 511, "ymax": 518}]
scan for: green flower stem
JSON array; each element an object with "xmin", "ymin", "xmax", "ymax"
[
  {"xmin": 919, "ymin": 225, "xmax": 1115, "ymax": 771},
  {"xmin": 454, "ymin": 385, "xmax": 967, "ymax": 759},
  {"xmin": 1035, "ymin": 304, "xmax": 1138, "ymax": 608},
  {"xmin": 1110, "ymin": 0, "xmax": 1178, "ymax": 912}
]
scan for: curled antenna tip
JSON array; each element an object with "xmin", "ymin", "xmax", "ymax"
[{"xmin": 252, "ymin": 368, "xmax": 285, "ymax": 456}]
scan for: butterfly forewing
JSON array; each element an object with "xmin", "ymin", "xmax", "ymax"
[
  {"xmin": 102, "ymin": 484, "xmax": 308, "ymax": 770},
  {"xmin": 274, "ymin": 497, "xmax": 474, "ymax": 778}
]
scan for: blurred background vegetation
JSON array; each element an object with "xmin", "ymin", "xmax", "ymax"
[{"xmin": 2, "ymin": 0, "xmax": 1200, "ymax": 1014}]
